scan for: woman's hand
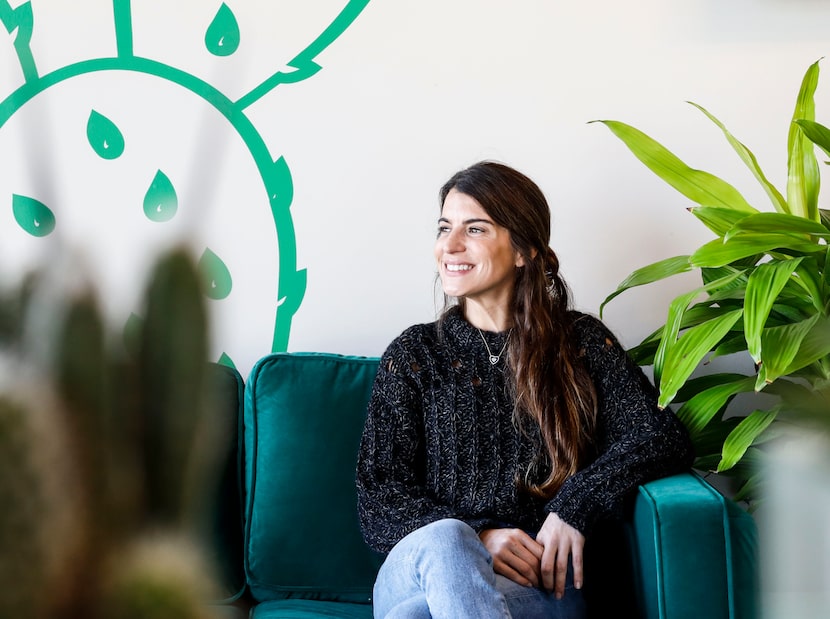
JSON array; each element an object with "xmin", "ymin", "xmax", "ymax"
[
  {"xmin": 535, "ymin": 512, "xmax": 585, "ymax": 599},
  {"xmin": 479, "ymin": 528, "xmax": 544, "ymax": 588}
]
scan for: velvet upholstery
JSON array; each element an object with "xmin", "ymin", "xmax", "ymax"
[
  {"xmin": 243, "ymin": 353, "xmax": 384, "ymax": 605},
  {"xmin": 224, "ymin": 352, "xmax": 759, "ymax": 618}
]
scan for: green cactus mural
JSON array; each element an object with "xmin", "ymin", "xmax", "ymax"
[
  {"xmin": 0, "ymin": 0, "xmax": 372, "ymax": 369},
  {"xmin": 0, "ymin": 3, "xmax": 373, "ymax": 614}
]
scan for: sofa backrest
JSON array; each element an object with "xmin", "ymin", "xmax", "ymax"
[
  {"xmin": 242, "ymin": 353, "xmax": 384, "ymax": 604},
  {"xmin": 204, "ymin": 362, "xmax": 247, "ymax": 603}
]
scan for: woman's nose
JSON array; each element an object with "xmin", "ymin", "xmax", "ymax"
[{"xmin": 443, "ymin": 229, "xmax": 464, "ymax": 253}]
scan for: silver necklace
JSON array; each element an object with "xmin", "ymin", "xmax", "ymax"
[{"xmin": 477, "ymin": 328, "xmax": 509, "ymax": 365}]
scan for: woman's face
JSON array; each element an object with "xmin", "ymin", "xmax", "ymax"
[{"xmin": 434, "ymin": 188, "xmax": 524, "ymax": 310}]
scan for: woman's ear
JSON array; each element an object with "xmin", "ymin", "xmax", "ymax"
[{"xmin": 515, "ymin": 247, "xmax": 537, "ymax": 268}]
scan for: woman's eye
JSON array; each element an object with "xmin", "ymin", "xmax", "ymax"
[
  {"xmin": 437, "ymin": 225, "xmax": 450, "ymax": 236},
  {"xmin": 468, "ymin": 226, "xmax": 484, "ymax": 234}
]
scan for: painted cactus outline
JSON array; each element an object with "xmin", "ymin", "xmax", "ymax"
[{"xmin": 0, "ymin": 0, "xmax": 371, "ymax": 355}]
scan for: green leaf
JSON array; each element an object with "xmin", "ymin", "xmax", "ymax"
[
  {"xmin": 676, "ymin": 374, "xmax": 756, "ymax": 436},
  {"xmin": 653, "ymin": 271, "xmax": 745, "ymax": 387},
  {"xmin": 724, "ymin": 211, "xmax": 830, "ymax": 240},
  {"xmin": 593, "ymin": 120, "xmax": 757, "ymax": 212},
  {"xmin": 689, "ymin": 101, "xmax": 788, "ymax": 213},
  {"xmin": 786, "ymin": 60, "xmax": 821, "ymax": 221},
  {"xmin": 658, "ymin": 308, "xmax": 744, "ymax": 408},
  {"xmin": 600, "ymin": 255, "xmax": 691, "ymax": 317},
  {"xmin": 796, "ymin": 119, "xmax": 830, "ymax": 162},
  {"xmin": 757, "ymin": 313, "xmax": 830, "ymax": 386},
  {"xmin": 744, "ymin": 258, "xmax": 804, "ymax": 363},
  {"xmin": 717, "ymin": 409, "xmax": 778, "ymax": 472},
  {"xmin": 689, "ymin": 206, "xmax": 752, "ymax": 237},
  {"xmin": 691, "ymin": 233, "xmax": 823, "ymax": 268}
]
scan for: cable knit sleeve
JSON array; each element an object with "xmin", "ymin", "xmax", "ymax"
[
  {"xmin": 356, "ymin": 335, "xmax": 466, "ymax": 553},
  {"xmin": 545, "ymin": 314, "xmax": 694, "ymax": 536}
]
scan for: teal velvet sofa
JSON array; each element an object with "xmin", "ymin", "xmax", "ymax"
[{"xmin": 210, "ymin": 352, "xmax": 759, "ymax": 619}]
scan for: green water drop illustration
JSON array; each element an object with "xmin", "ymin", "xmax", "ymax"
[
  {"xmin": 198, "ymin": 248, "xmax": 233, "ymax": 300},
  {"xmin": 12, "ymin": 194, "xmax": 55, "ymax": 237},
  {"xmin": 217, "ymin": 352, "xmax": 236, "ymax": 369},
  {"xmin": 87, "ymin": 109, "xmax": 125, "ymax": 159},
  {"xmin": 205, "ymin": 3, "xmax": 240, "ymax": 57},
  {"xmin": 143, "ymin": 170, "xmax": 178, "ymax": 222}
]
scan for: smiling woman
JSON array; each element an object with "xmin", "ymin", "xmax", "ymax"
[
  {"xmin": 434, "ymin": 188, "xmax": 524, "ymax": 328},
  {"xmin": 356, "ymin": 161, "xmax": 695, "ymax": 619}
]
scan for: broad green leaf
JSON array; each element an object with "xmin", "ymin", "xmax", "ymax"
[
  {"xmin": 709, "ymin": 333, "xmax": 750, "ymax": 361},
  {"xmin": 792, "ymin": 260, "xmax": 825, "ymax": 314},
  {"xmin": 690, "ymin": 206, "xmax": 752, "ymax": 237},
  {"xmin": 675, "ymin": 374, "xmax": 756, "ymax": 436},
  {"xmin": 724, "ymin": 212, "xmax": 830, "ymax": 240},
  {"xmin": 701, "ymin": 264, "xmax": 749, "ymax": 288},
  {"xmin": 744, "ymin": 258, "xmax": 804, "ymax": 363},
  {"xmin": 689, "ymin": 102, "xmax": 788, "ymax": 213},
  {"xmin": 593, "ymin": 120, "xmax": 757, "ymax": 212},
  {"xmin": 782, "ymin": 314, "xmax": 830, "ymax": 377},
  {"xmin": 718, "ymin": 408, "xmax": 778, "ymax": 472},
  {"xmin": 675, "ymin": 372, "xmax": 750, "ymax": 402},
  {"xmin": 600, "ymin": 255, "xmax": 691, "ymax": 317},
  {"xmin": 691, "ymin": 233, "xmax": 823, "ymax": 268},
  {"xmin": 786, "ymin": 60, "xmax": 820, "ymax": 221},
  {"xmin": 652, "ymin": 271, "xmax": 744, "ymax": 386},
  {"xmin": 758, "ymin": 313, "xmax": 823, "ymax": 387},
  {"xmin": 796, "ymin": 119, "xmax": 830, "ymax": 162},
  {"xmin": 659, "ymin": 309, "xmax": 744, "ymax": 408},
  {"xmin": 692, "ymin": 416, "xmax": 742, "ymax": 462}
]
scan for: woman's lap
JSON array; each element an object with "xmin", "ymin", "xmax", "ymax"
[{"xmin": 372, "ymin": 519, "xmax": 585, "ymax": 619}]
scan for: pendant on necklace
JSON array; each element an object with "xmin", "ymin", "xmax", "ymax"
[{"xmin": 489, "ymin": 355, "xmax": 500, "ymax": 365}]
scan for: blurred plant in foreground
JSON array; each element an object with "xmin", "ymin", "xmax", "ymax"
[{"xmin": 0, "ymin": 247, "xmax": 229, "ymax": 619}]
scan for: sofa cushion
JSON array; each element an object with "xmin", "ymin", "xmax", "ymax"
[{"xmin": 243, "ymin": 353, "xmax": 384, "ymax": 603}]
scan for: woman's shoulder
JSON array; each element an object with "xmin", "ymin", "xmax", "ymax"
[
  {"xmin": 567, "ymin": 310, "xmax": 615, "ymax": 342},
  {"xmin": 379, "ymin": 319, "xmax": 443, "ymax": 370}
]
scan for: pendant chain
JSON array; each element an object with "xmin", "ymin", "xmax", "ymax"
[{"xmin": 477, "ymin": 328, "xmax": 510, "ymax": 365}]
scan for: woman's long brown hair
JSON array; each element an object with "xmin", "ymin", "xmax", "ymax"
[{"xmin": 439, "ymin": 161, "xmax": 597, "ymax": 499}]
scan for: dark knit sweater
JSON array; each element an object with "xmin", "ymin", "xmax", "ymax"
[{"xmin": 356, "ymin": 307, "xmax": 694, "ymax": 554}]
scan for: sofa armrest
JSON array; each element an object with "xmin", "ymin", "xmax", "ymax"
[{"xmin": 626, "ymin": 472, "xmax": 758, "ymax": 619}]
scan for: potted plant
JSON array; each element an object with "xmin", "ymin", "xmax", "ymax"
[{"xmin": 596, "ymin": 59, "xmax": 830, "ymax": 500}]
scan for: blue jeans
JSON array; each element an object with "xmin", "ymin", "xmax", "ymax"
[{"xmin": 372, "ymin": 519, "xmax": 586, "ymax": 619}]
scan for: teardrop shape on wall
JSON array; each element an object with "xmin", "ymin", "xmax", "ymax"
[
  {"xmin": 12, "ymin": 194, "xmax": 56, "ymax": 237},
  {"xmin": 218, "ymin": 352, "xmax": 236, "ymax": 369},
  {"xmin": 198, "ymin": 248, "xmax": 233, "ymax": 300},
  {"xmin": 87, "ymin": 110, "xmax": 125, "ymax": 159},
  {"xmin": 205, "ymin": 3, "xmax": 240, "ymax": 57},
  {"xmin": 143, "ymin": 170, "xmax": 178, "ymax": 222}
]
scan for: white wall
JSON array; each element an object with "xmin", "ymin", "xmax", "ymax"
[{"xmin": 1, "ymin": 0, "xmax": 828, "ymax": 375}]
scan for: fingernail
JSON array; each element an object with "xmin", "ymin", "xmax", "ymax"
[{"xmin": 556, "ymin": 592, "xmax": 563, "ymax": 600}]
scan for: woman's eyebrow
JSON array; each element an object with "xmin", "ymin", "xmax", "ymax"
[{"xmin": 437, "ymin": 217, "xmax": 494, "ymax": 225}]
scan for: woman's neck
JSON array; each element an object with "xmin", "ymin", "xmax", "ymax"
[{"xmin": 461, "ymin": 300, "xmax": 512, "ymax": 333}]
